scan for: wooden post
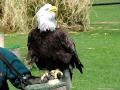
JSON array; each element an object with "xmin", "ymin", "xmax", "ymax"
[
  {"xmin": 25, "ymin": 81, "xmax": 67, "ymax": 90},
  {"xmin": 0, "ymin": 32, "xmax": 4, "ymax": 47}
]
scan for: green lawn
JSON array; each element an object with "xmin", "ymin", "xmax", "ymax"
[
  {"xmin": 90, "ymin": 5, "xmax": 120, "ymax": 22},
  {"xmin": 71, "ymin": 30, "xmax": 120, "ymax": 90},
  {"xmin": 90, "ymin": 5, "xmax": 120, "ymax": 30},
  {"xmin": 92, "ymin": 0, "xmax": 120, "ymax": 4}
]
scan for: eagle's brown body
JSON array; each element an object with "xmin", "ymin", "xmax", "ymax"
[{"xmin": 27, "ymin": 28, "xmax": 83, "ymax": 77}]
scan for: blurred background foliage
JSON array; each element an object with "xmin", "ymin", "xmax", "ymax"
[{"xmin": 0, "ymin": 0, "xmax": 91, "ymax": 33}]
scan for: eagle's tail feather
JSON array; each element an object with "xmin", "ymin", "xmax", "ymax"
[
  {"xmin": 72, "ymin": 53, "xmax": 84, "ymax": 74},
  {"xmin": 76, "ymin": 63, "xmax": 84, "ymax": 74}
]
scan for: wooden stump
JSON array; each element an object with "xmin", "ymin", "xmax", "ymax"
[
  {"xmin": 0, "ymin": 32, "xmax": 4, "ymax": 47},
  {"xmin": 25, "ymin": 81, "xmax": 67, "ymax": 90}
]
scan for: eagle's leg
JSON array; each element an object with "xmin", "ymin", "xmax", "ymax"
[
  {"xmin": 41, "ymin": 69, "xmax": 63, "ymax": 82},
  {"xmin": 47, "ymin": 69, "xmax": 63, "ymax": 85}
]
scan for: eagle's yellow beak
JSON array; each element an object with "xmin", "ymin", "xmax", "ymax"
[{"xmin": 50, "ymin": 6, "xmax": 58, "ymax": 12}]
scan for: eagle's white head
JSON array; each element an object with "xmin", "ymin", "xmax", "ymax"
[{"xmin": 36, "ymin": 3, "xmax": 57, "ymax": 32}]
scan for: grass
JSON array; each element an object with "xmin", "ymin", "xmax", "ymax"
[
  {"xmin": 71, "ymin": 30, "xmax": 120, "ymax": 90},
  {"xmin": 90, "ymin": 5, "xmax": 120, "ymax": 22},
  {"xmin": 6, "ymin": 29, "xmax": 120, "ymax": 90},
  {"xmin": 5, "ymin": 34, "xmax": 28, "ymax": 58},
  {"xmin": 92, "ymin": 0, "xmax": 120, "ymax": 4},
  {"xmin": 90, "ymin": 4, "xmax": 120, "ymax": 31}
]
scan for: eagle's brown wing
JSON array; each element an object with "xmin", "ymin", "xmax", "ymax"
[
  {"xmin": 56, "ymin": 29, "xmax": 83, "ymax": 73},
  {"xmin": 27, "ymin": 28, "xmax": 40, "ymax": 65}
]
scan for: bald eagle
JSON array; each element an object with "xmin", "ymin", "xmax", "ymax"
[{"xmin": 27, "ymin": 3, "xmax": 83, "ymax": 89}]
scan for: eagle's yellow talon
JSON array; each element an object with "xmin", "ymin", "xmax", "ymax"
[
  {"xmin": 50, "ymin": 69, "xmax": 63, "ymax": 79},
  {"xmin": 41, "ymin": 72, "xmax": 49, "ymax": 80}
]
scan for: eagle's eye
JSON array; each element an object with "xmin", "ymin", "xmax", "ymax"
[{"xmin": 45, "ymin": 8, "xmax": 50, "ymax": 11}]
